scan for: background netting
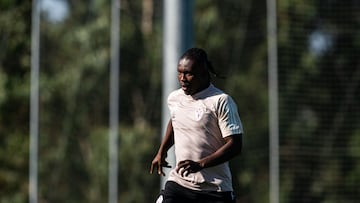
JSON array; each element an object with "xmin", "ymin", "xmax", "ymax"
[{"xmin": 277, "ymin": 1, "xmax": 360, "ymax": 202}]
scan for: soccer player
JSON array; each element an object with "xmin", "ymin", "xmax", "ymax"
[{"xmin": 150, "ymin": 48, "xmax": 244, "ymax": 203}]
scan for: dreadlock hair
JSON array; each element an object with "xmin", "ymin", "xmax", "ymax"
[{"xmin": 180, "ymin": 48, "xmax": 225, "ymax": 79}]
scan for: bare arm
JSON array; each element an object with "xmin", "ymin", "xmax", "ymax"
[
  {"xmin": 177, "ymin": 134, "xmax": 242, "ymax": 177},
  {"xmin": 150, "ymin": 119, "xmax": 174, "ymax": 176}
]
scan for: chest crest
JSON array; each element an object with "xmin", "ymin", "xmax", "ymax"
[{"xmin": 195, "ymin": 107, "xmax": 209, "ymax": 121}]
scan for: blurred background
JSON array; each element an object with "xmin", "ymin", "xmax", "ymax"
[{"xmin": 0, "ymin": 0, "xmax": 359, "ymax": 203}]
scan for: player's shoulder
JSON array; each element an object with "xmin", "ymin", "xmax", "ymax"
[
  {"xmin": 208, "ymin": 85, "xmax": 230, "ymax": 100},
  {"xmin": 209, "ymin": 87, "xmax": 238, "ymax": 107},
  {"xmin": 167, "ymin": 88, "xmax": 183, "ymax": 100}
]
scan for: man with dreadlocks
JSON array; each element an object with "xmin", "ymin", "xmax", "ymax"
[{"xmin": 150, "ymin": 48, "xmax": 244, "ymax": 203}]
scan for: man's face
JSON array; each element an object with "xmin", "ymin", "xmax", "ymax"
[{"xmin": 177, "ymin": 58, "xmax": 209, "ymax": 95}]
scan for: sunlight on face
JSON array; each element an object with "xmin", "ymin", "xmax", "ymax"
[{"xmin": 178, "ymin": 58, "xmax": 192, "ymax": 68}]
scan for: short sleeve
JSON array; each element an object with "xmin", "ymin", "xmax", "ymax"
[{"xmin": 217, "ymin": 95, "xmax": 243, "ymax": 137}]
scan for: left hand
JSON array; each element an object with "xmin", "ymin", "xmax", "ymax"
[{"xmin": 176, "ymin": 160, "xmax": 203, "ymax": 177}]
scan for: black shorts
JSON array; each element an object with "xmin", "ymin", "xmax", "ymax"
[{"xmin": 156, "ymin": 181, "xmax": 236, "ymax": 203}]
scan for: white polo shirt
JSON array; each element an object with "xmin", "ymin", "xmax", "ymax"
[{"xmin": 167, "ymin": 84, "xmax": 243, "ymax": 192}]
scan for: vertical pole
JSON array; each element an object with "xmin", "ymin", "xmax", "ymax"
[
  {"xmin": 267, "ymin": 0, "xmax": 279, "ymax": 202},
  {"xmin": 30, "ymin": 0, "xmax": 41, "ymax": 203},
  {"xmin": 161, "ymin": 0, "xmax": 193, "ymax": 189},
  {"xmin": 109, "ymin": 0, "xmax": 120, "ymax": 203}
]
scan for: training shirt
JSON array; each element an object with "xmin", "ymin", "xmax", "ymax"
[{"xmin": 167, "ymin": 84, "xmax": 243, "ymax": 192}]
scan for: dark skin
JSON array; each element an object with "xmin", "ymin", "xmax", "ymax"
[{"xmin": 150, "ymin": 57, "xmax": 242, "ymax": 177}]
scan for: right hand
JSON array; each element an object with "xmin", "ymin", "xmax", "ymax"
[{"xmin": 150, "ymin": 153, "xmax": 171, "ymax": 176}]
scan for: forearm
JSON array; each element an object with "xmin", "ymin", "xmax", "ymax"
[
  {"xmin": 199, "ymin": 134, "xmax": 242, "ymax": 169},
  {"xmin": 157, "ymin": 120, "xmax": 174, "ymax": 155},
  {"xmin": 150, "ymin": 120, "xmax": 175, "ymax": 175}
]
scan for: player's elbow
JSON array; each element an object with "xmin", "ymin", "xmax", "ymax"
[{"xmin": 227, "ymin": 134, "xmax": 243, "ymax": 156}]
